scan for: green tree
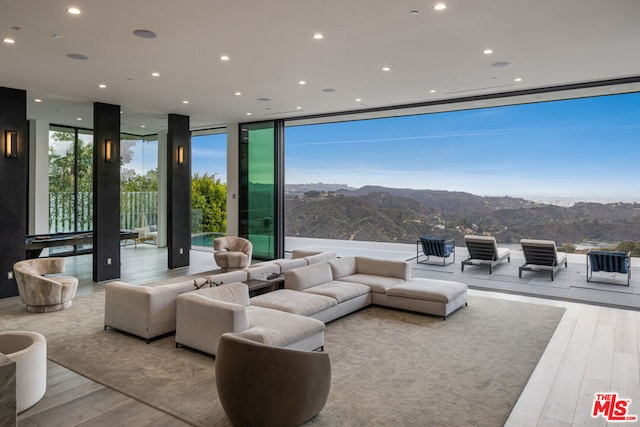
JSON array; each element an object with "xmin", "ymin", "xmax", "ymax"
[{"xmin": 192, "ymin": 173, "xmax": 227, "ymax": 233}]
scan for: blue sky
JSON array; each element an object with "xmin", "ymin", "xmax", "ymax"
[
  {"xmin": 123, "ymin": 92, "xmax": 640, "ymax": 204},
  {"xmin": 285, "ymin": 92, "xmax": 640, "ymax": 203},
  {"xmin": 125, "ymin": 133, "xmax": 227, "ymax": 179}
]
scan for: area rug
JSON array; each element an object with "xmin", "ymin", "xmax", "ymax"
[{"xmin": 0, "ymin": 292, "xmax": 565, "ymax": 426}]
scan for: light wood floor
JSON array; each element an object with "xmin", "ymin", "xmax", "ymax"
[{"xmin": 6, "ymin": 245, "xmax": 640, "ymax": 426}]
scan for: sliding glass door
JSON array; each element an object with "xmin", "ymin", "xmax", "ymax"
[{"xmin": 239, "ymin": 121, "xmax": 283, "ymax": 259}]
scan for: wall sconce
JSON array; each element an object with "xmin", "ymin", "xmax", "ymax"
[
  {"xmin": 104, "ymin": 139, "xmax": 115, "ymax": 163},
  {"xmin": 177, "ymin": 145, "xmax": 185, "ymax": 165},
  {"xmin": 5, "ymin": 131, "xmax": 17, "ymax": 158}
]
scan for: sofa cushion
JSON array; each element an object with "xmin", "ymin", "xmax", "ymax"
[
  {"xmin": 251, "ymin": 289, "xmax": 337, "ymax": 316},
  {"xmin": 355, "ymin": 257, "xmax": 410, "ymax": 280},
  {"xmin": 303, "ymin": 280, "xmax": 371, "ymax": 303},
  {"xmin": 386, "ymin": 279, "xmax": 468, "ymax": 303},
  {"xmin": 274, "ymin": 258, "xmax": 308, "ymax": 273},
  {"xmin": 305, "ymin": 252, "xmax": 338, "ymax": 265},
  {"xmin": 242, "ymin": 306, "xmax": 325, "ymax": 347},
  {"xmin": 284, "ymin": 263, "xmax": 333, "ymax": 291},
  {"xmin": 340, "ymin": 275, "xmax": 405, "ymax": 294},
  {"xmin": 291, "ymin": 249, "xmax": 323, "ymax": 258},
  {"xmin": 328, "ymin": 257, "xmax": 357, "ymax": 279},
  {"xmin": 194, "ymin": 282, "xmax": 249, "ymax": 306}
]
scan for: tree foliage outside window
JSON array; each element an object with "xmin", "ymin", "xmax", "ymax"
[
  {"xmin": 192, "ymin": 173, "xmax": 227, "ymax": 234},
  {"xmin": 48, "ymin": 129, "xmax": 93, "ymax": 232}
]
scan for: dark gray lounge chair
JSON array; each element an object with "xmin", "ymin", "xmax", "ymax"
[
  {"xmin": 461, "ymin": 235, "xmax": 510, "ymax": 274},
  {"xmin": 519, "ymin": 239, "xmax": 568, "ymax": 281}
]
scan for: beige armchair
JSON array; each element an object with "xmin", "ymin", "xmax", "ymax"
[
  {"xmin": 13, "ymin": 258, "xmax": 78, "ymax": 313},
  {"xmin": 213, "ymin": 236, "xmax": 253, "ymax": 271},
  {"xmin": 215, "ymin": 332, "xmax": 331, "ymax": 427}
]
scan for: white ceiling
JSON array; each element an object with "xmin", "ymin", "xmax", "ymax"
[{"xmin": 2, "ymin": 0, "xmax": 640, "ymax": 135}]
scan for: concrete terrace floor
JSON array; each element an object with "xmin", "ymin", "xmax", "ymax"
[{"xmin": 284, "ymin": 237, "xmax": 640, "ymax": 311}]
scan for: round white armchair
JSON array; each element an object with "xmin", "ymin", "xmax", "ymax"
[
  {"xmin": 0, "ymin": 331, "xmax": 47, "ymax": 413},
  {"xmin": 213, "ymin": 236, "xmax": 253, "ymax": 272},
  {"xmin": 13, "ymin": 258, "xmax": 78, "ymax": 313}
]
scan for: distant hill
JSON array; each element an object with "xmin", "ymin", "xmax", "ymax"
[
  {"xmin": 285, "ymin": 186, "xmax": 640, "ymax": 246},
  {"xmin": 285, "ymin": 183, "xmax": 355, "ymax": 196}
]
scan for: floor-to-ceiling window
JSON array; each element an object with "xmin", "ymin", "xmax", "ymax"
[
  {"xmin": 284, "ymin": 91, "xmax": 640, "ymax": 255},
  {"xmin": 120, "ymin": 134, "xmax": 158, "ymax": 238},
  {"xmin": 48, "ymin": 125, "xmax": 94, "ymax": 234},
  {"xmin": 191, "ymin": 129, "xmax": 227, "ymax": 250}
]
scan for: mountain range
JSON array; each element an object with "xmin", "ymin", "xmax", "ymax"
[{"xmin": 284, "ymin": 185, "xmax": 640, "ymax": 246}]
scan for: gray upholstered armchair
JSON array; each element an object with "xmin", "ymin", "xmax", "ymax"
[
  {"xmin": 213, "ymin": 236, "xmax": 253, "ymax": 271},
  {"xmin": 13, "ymin": 258, "xmax": 78, "ymax": 313},
  {"xmin": 215, "ymin": 333, "xmax": 331, "ymax": 427}
]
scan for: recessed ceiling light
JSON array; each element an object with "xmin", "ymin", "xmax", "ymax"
[
  {"xmin": 313, "ymin": 33, "xmax": 324, "ymax": 40},
  {"xmin": 67, "ymin": 7, "xmax": 81, "ymax": 15},
  {"xmin": 355, "ymin": 98, "xmax": 362, "ymax": 102},
  {"xmin": 182, "ymin": 100, "xmax": 189, "ymax": 104},
  {"xmin": 246, "ymin": 112, "xmax": 252, "ymax": 116},
  {"xmin": 98, "ymin": 84, "xmax": 107, "ymax": 89},
  {"xmin": 34, "ymin": 99, "xmax": 42, "ymax": 103},
  {"xmin": 66, "ymin": 53, "xmax": 89, "ymax": 60},
  {"xmin": 298, "ymin": 80, "xmax": 307, "ymax": 85},
  {"xmin": 321, "ymin": 88, "xmax": 335, "ymax": 93},
  {"xmin": 429, "ymin": 89, "xmax": 437, "ymax": 93},
  {"xmin": 296, "ymin": 106, "xmax": 302, "ymax": 110},
  {"xmin": 257, "ymin": 97, "xmax": 271, "ymax": 101},
  {"xmin": 409, "ymin": 10, "xmax": 419, "ymax": 15},
  {"xmin": 434, "ymin": 3, "xmax": 446, "ymax": 11},
  {"xmin": 220, "ymin": 55, "xmax": 230, "ymax": 61},
  {"xmin": 491, "ymin": 61, "xmax": 510, "ymax": 68},
  {"xmin": 3, "ymin": 38, "xmax": 15, "ymax": 44},
  {"xmin": 382, "ymin": 66, "xmax": 391, "ymax": 72},
  {"xmin": 514, "ymin": 77, "xmax": 522, "ymax": 82},
  {"xmin": 151, "ymin": 72, "xmax": 160, "ymax": 77},
  {"xmin": 483, "ymin": 49, "xmax": 493, "ymax": 55},
  {"xmin": 140, "ymin": 125, "xmax": 146, "ymax": 128},
  {"xmin": 76, "ymin": 117, "xmax": 82, "ymax": 121},
  {"xmin": 133, "ymin": 29, "xmax": 157, "ymax": 39},
  {"xmin": 234, "ymin": 92, "xmax": 242, "ymax": 96}
]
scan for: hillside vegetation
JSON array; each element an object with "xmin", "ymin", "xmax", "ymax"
[{"xmin": 285, "ymin": 185, "xmax": 640, "ymax": 254}]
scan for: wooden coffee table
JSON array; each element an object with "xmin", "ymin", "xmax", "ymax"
[{"xmin": 244, "ymin": 276, "xmax": 284, "ymax": 297}]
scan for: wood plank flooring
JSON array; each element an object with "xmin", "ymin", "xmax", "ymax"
[{"xmin": 5, "ymin": 245, "xmax": 640, "ymax": 426}]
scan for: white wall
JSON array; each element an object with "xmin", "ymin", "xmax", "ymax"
[
  {"xmin": 28, "ymin": 119, "xmax": 50, "ymax": 235},
  {"xmin": 157, "ymin": 132, "xmax": 168, "ymax": 247}
]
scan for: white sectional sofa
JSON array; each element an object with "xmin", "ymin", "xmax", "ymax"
[
  {"xmin": 104, "ymin": 251, "xmax": 468, "ymax": 356},
  {"xmin": 174, "ymin": 283, "xmax": 325, "ymax": 356},
  {"xmin": 253, "ymin": 256, "xmax": 468, "ymax": 322},
  {"xmin": 103, "ymin": 250, "xmax": 337, "ymax": 342}
]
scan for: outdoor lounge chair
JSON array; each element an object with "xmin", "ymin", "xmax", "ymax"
[
  {"xmin": 461, "ymin": 235, "xmax": 510, "ymax": 274},
  {"xmin": 416, "ymin": 237, "xmax": 455, "ymax": 266},
  {"xmin": 519, "ymin": 239, "xmax": 568, "ymax": 281},
  {"xmin": 587, "ymin": 250, "xmax": 631, "ymax": 286}
]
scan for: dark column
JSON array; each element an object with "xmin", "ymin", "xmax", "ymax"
[
  {"xmin": 167, "ymin": 114, "xmax": 191, "ymax": 268},
  {"xmin": 0, "ymin": 87, "xmax": 27, "ymax": 298},
  {"xmin": 93, "ymin": 102, "xmax": 121, "ymax": 282}
]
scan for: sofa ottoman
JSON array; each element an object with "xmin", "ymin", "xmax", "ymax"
[{"xmin": 379, "ymin": 278, "xmax": 468, "ymax": 320}]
